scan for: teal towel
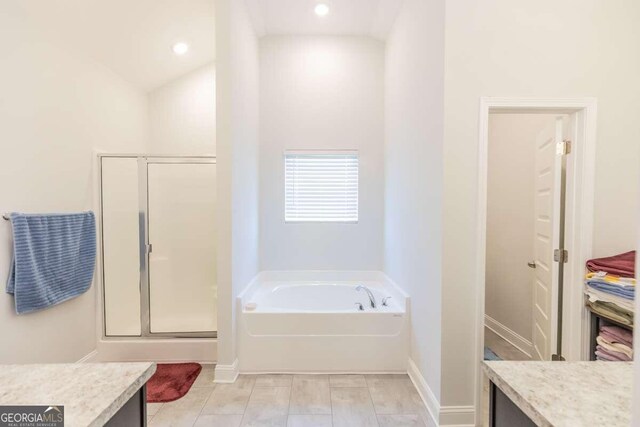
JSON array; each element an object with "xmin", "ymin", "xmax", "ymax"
[
  {"xmin": 484, "ymin": 347, "xmax": 501, "ymax": 361},
  {"xmin": 7, "ymin": 212, "xmax": 96, "ymax": 314}
]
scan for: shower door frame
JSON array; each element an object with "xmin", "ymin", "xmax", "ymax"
[{"xmin": 98, "ymin": 154, "xmax": 217, "ymax": 339}]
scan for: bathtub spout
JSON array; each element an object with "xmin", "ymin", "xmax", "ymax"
[{"xmin": 356, "ymin": 285, "xmax": 377, "ymax": 308}]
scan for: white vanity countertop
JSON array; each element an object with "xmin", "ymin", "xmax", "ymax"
[
  {"xmin": 0, "ymin": 362, "xmax": 156, "ymax": 427},
  {"xmin": 482, "ymin": 361, "xmax": 632, "ymax": 427}
]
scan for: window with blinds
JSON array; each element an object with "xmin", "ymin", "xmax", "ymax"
[{"xmin": 284, "ymin": 151, "xmax": 359, "ymax": 223}]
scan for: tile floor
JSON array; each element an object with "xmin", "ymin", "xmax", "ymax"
[{"xmin": 147, "ymin": 366, "xmax": 435, "ymax": 427}]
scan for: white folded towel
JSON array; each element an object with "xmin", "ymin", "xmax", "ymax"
[
  {"xmin": 596, "ymin": 335, "xmax": 633, "ymax": 359},
  {"xmin": 585, "ymin": 288, "xmax": 635, "ymax": 311}
]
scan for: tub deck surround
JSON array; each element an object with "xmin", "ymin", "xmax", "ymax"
[
  {"xmin": 238, "ymin": 271, "xmax": 409, "ymax": 312},
  {"xmin": 237, "ymin": 271, "xmax": 410, "ymax": 373},
  {"xmin": 0, "ymin": 362, "xmax": 156, "ymax": 427},
  {"xmin": 482, "ymin": 361, "xmax": 632, "ymax": 427},
  {"xmin": 247, "ymin": 282, "xmax": 404, "ymax": 313}
]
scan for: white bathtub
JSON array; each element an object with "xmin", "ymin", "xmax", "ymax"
[{"xmin": 237, "ymin": 271, "xmax": 410, "ymax": 373}]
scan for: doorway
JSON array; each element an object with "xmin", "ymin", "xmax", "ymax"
[
  {"xmin": 475, "ymin": 98, "xmax": 597, "ymax": 424},
  {"xmin": 484, "ymin": 113, "xmax": 571, "ymax": 362}
]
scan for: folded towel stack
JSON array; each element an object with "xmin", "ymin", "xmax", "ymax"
[
  {"xmin": 584, "ymin": 251, "xmax": 635, "ymax": 327},
  {"xmin": 595, "ymin": 325, "xmax": 633, "ymax": 362}
]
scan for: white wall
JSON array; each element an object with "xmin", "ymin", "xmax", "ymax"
[
  {"xmin": 0, "ymin": 2, "xmax": 148, "ymax": 363},
  {"xmin": 485, "ymin": 114, "xmax": 557, "ymax": 344},
  {"xmin": 215, "ymin": 0, "xmax": 260, "ymax": 370},
  {"xmin": 384, "ymin": 0, "xmax": 445, "ymax": 407},
  {"xmin": 259, "ymin": 36, "xmax": 384, "ymax": 271},
  {"xmin": 148, "ymin": 63, "xmax": 216, "ymax": 155},
  {"xmin": 442, "ymin": 0, "xmax": 640, "ymax": 414}
]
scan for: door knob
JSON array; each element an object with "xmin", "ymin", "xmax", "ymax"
[{"xmin": 527, "ymin": 261, "xmax": 537, "ymax": 269}]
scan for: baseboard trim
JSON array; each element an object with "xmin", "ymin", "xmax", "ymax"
[
  {"xmin": 407, "ymin": 358, "xmax": 476, "ymax": 426},
  {"xmin": 484, "ymin": 314, "xmax": 533, "ymax": 358},
  {"xmin": 76, "ymin": 350, "xmax": 99, "ymax": 363},
  {"xmin": 439, "ymin": 405, "xmax": 476, "ymax": 426},
  {"xmin": 214, "ymin": 358, "xmax": 239, "ymax": 383},
  {"xmin": 407, "ymin": 358, "xmax": 439, "ymax": 426}
]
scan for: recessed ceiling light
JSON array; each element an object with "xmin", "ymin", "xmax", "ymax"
[
  {"xmin": 314, "ymin": 3, "xmax": 330, "ymax": 17},
  {"xmin": 172, "ymin": 42, "xmax": 189, "ymax": 56}
]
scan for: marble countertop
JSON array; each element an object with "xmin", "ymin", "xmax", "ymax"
[
  {"xmin": 483, "ymin": 361, "xmax": 632, "ymax": 427},
  {"xmin": 0, "ymin": 362, "xmax": 156, "ymax": 427}
]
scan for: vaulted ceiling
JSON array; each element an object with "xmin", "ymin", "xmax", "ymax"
[
  {"xmin": 245, "ymin": 0, "xmax": 403, "ymax": 39},
  {"xmin": 15, "ymin": 0, "xmax": 403, "ymax": 91},
  {"xmin": 17, "ymin": 0, "xmax": 215, "ymax": 91}
]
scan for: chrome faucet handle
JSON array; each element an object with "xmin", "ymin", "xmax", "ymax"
[
  {"xmin": 382, "ymin": 297, "xmax": 392, "ymax": 307},
  {"xmin": 354, "ymin": 302, "xmax": 365, "ymax": 311}
]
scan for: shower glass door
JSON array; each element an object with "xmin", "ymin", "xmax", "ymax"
[
  {"xmin": 147, "ymin": 162, "xmax": 217, "ymax": 334},
  {"xmin": 100, "ymin": 155, "xmax": 217, "ymax": 338}
]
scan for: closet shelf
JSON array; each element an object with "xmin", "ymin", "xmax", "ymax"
[{"xmin": 587, "ymin": 306, "xmax": 634, "ymax": 361}]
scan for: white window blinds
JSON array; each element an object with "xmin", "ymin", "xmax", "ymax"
[{"xmin": 284, "ymin": 151, "xmax": 359, "ymax": 223}]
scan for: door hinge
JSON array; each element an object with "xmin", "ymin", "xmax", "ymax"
[
  {"xmin": 147, "ymin": 243, "xmax": 153, "ymax": 254},
  {"xmin": 554, "ymin": 249, "xmax": 568, "ymax": 263},
  {"xmin": 556, "ymin": 140, "xmax": 571, "ymax": 156}
]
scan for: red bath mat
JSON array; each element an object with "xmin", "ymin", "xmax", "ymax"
[{"xmin": 146, "ymin": 363, "xmax": 202, "ymax": 403}]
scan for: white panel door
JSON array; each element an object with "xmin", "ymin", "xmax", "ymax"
[
  {"xmin": 147, "ymin": 162, "xmax": 217, "ymax": 333},
  {"xmin": 101, "ymin": 157, "xmax": 142, "ymax": 336},
  {"xmin": 532, "ymin": 118, "xmax": 563, "ymax": 360}
]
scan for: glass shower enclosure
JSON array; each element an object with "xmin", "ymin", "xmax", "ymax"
[{"xmin": 99, "ymin": 155, "xmax": 217, "ymax": 338}]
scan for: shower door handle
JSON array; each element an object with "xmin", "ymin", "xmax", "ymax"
[{"xmin": 527, "ymin": 261, "xmax": 536, "ymax": 269}]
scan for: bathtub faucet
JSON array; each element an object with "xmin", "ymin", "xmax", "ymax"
[{"xmin": 356, "ymin": 285, "xmax": 377, "ymax": 309}]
